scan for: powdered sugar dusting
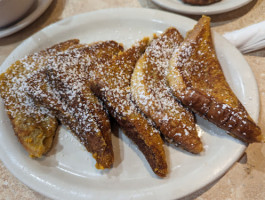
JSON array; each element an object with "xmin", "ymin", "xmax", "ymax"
[
  {"xmin": 0, "ymin": 40, "xmax": 80, "ymax": 122},
  {"xmin": 25, "ymin": 41, "xmax": 122, "ymax": 142},
  {"xmin": 131, "ymin": 28, "xmax": 202, "ymax": 153},
  {"xmin": 89, "ymin": 38, "xmax": 164, "ymax": 142}
]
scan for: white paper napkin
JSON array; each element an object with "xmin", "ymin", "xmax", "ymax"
[{"xmin": 223, "ymin": 20, "xmax": 265, "ymax": 53}]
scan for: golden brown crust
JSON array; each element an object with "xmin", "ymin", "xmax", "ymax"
[
  {"xmin": 168, "ymin": 16, "xmax": 263, "ymax": 143},
  {"xmin": 89, "ymin": 38, "xmax": 168, "ymax": 177},
  {"xmin": 182, "ymin": 0, "xmax": 221, "ymax": 5},
  {"xmin": 25, "ymin": 41, "xmax": 123, "ymax": 169},
  {"xmin": 0, "ymin": 39, "xmax": 79, "ymax": 157},
  {"xmin": 131, "ymin": 28, "xmax": 203, "ymax": 154}
]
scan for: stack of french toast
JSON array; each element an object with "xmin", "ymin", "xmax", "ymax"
[{"xmin": 0, "ymin": 16, "xmax": 262, "ymax": 177}]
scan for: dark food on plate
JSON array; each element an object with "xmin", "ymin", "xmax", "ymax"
[
  {"xmin": 182, "ymin": 0, "xmax": 221, "ymax": 5},
  {"xmin": 89, "ymin": 38, "xmax": 168, "ymax": 177},
  {"xmin": 131, "ymin": 27, "xmax": 203, "ymax": 154},
  {"xmin": 0, "ymin": 15, "xmax": 263, "ymax": 177},
  {"xmin": 167, "ymin": 16, "xmax": 263, "ymax": 143},
  {"xmin": 0, "ymin": 39, "xmax": 79, "ymax": 158},
  {"xmin": 25, "ymin": 41, "xmax": 123, "ymax": 169}
]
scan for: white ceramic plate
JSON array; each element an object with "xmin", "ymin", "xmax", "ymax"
[
  {"xmin": 0, "ymin": 0, "xmax": 52, "ymax": 38},
  {"xmin": 152, "ymin": 0, "xmax": 253, "ymax": 15},
  {"xmin": 0, "ymin": 8, "xmax": 259, "ymax": 200}
]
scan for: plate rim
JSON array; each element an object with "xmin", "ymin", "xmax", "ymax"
[
  {"xmin": 0, "ymin": 7, "xmax": 260, "ymax": 200},
  {"xmin": 152, "ymin": 0, "xmax": 253, "ymax": 15}
]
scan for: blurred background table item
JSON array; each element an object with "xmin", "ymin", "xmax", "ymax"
[
  {"xmin": 0, "ymin": 0, "xmax": 264, "ymax": 199},
  {"xmin": 0, "ymin": 0, "xmax": 34, "ymax": 28}
]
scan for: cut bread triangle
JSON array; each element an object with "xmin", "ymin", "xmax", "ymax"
[
  {"xmin": 167, "ymin": 16, "xmax": 263, "ymax": 143},
  {"xmin": 131, "ymin": 27, "xmax": 203, "ymax": 154},
  {"xmin": 89, "ymin": 38, "xmax": 168, "ymax": 177}
]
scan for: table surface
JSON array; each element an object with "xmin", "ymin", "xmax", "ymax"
[{"xmin": 0, "ymin": 0, "xmax": 264, "ymax": 199}]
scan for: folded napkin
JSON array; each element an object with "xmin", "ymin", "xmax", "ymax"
[{"xmin": 223, "ymin": 20, "xmax": 265, "ymax": 53}]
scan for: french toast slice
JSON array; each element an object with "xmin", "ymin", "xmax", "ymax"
[
  {"xmin": 131, "ymin": 28, "xmax": 203, "ymax": 154},
  {"xmin": 168, "ymin": 16, "xmax": 263, "ymax": 143},
  {"xmin": 89, "ymin": 38, "xmax": 168, "ymax": 177},
  {"xmin": 0, "ymin": 39, "xmax": 80, "ymax": 157},
  {"xmin": 26, "ymin": 41, "xmax": 123, "ymax": 169},
  {"xmin": 182, "ymin": 0, "xmax": 221, "ymax": 5}
]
